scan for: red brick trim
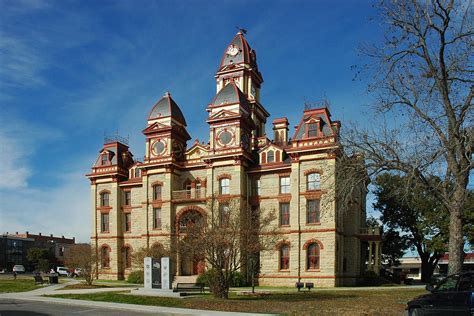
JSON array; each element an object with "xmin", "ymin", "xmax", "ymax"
[
  {"xmin": 151, "ymin": 181, "xmax": 163, "ymax": 187},
  {"xmin": 99, "ymin": 189, "xmax": 111, "ymax": 194},
  {"xmin": 274, "ymin": 240, "xmax": 291, "ymax": 250},
  {"xmin": 304, "ymin": 168, "xmax": 324, "ymax": 176},
  {"xmin": 216, "ymin": 173, "xmax": 232, "ymax": 180},
  {"xmin": 277, "ymin": 194, "xmax": 291, "ymax": 202},
  {"xmin": 303, "ymin": 239, "xmax": 324, "ymax": 250},
  {"xmin": 175, "ymin": 205, "xmax": 206, "ymax": 232}
]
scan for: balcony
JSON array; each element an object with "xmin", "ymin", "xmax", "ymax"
[
  {"xmin": 358, "ymin": 226, "xmax": 382, "ymax": 241},
  {"xmin": 172, "ymin": 189, "xmax": 206, "ymax": 201}
]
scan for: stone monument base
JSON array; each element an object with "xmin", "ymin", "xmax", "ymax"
[{"xmin": 130, "ymin": 288, "xmax": 185, "ymax": 298}]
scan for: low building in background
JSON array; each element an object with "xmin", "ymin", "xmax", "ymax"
[
  {"xmin": 388, "ymin": 253, "xmax": 474, "ymax": 280},
  {"xmin": 0, "ymin": 231, "xmax": 76, "ymax": 271}
]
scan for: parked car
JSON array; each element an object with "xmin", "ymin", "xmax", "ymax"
[
  {"xmin": 56, "ymin": 266, "xmax": 69, "ymax": 276},
  {"xmin": 12, "ymin": 265, "xmax": 25, "ymax": 273},
  {"xmin": 407, "ymin": 272, "xmax": 473, "ymax": 315}
]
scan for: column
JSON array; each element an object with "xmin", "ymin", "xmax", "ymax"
[{"xmin": 368, "ymin": 242, "xmax": 373, "ymax": 271}]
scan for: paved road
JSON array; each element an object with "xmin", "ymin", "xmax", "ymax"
[{"xmin": 0, "ymin": 298, "xmax": 162, "ymax": 316}]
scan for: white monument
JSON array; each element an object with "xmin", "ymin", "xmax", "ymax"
[{"xmin": 133, "ymin": 256, "xmax": 180, "ymax": 297}]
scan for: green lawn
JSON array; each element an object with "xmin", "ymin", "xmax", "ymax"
[
  {"xmin": 0, "ymin": 279, "xmax": 40, "ymax": 293},
  {"xmin": 47, "ymin": 288, "xmax": 427, "ymax": 315}
]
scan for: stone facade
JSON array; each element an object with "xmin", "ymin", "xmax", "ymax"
[{"xmin": 87, "ymin": 31, "xmax": 378, "ymax": 286}]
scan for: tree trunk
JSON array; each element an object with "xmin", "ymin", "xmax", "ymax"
[{"xmin": 448, "ymin": 201, "xmax": 464, "ymax": 275}]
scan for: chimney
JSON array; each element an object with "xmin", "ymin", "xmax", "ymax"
[
  {"xmin": 15, "ymin": 231, "xmax": 18, "ymax": 235},
  {"xmin": 272, "ymin": 118, "xmax": 289, "ymax": 144},
  {"xmin": 39, "ymin": 233, "xmax": 41, "ymax": 236},
  {"xmin": 50, "ymin": 234, "xmax": 53, "ymax": 237}
]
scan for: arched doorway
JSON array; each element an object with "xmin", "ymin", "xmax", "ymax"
[{"xmin": 176, "ymin": 207, "xmax": 206, "ymax": 276}]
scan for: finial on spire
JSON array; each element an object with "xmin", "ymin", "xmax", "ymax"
[
  {"xmin": 235, "ymin": 26, "xmax": 247, "ymax": 35},
  {"xmin": 165, "ymin": 91, "xmax": 171, "ymax": 97}
]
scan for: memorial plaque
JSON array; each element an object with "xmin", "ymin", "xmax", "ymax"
[{"xmin": 144, "ymin": 257, "xmax": 161, "ymax": 289}]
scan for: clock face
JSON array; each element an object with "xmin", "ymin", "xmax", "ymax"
[
  {"xmin": 152, "ymin": 140, "xmax": 166, "ymax": 156},
  {"xmin": 226, "ymin": 45, "xmax": 239, "ymax": 57},
  {"xmin": 218, "ymin": 130, "xmax": 233, "ymax": 146}
]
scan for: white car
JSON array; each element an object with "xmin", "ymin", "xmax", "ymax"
[
  {"xmin": 56, "ymin": 267, "xmax": 69, "ymax": 276},
  {"xmin": 12, "ymin": 265, "xmax": 25, "ymax": 273}
]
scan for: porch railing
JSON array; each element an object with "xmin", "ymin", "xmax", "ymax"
[{"xmin": 172, "ymin": 189, "xmax": 206, "ymax": 200}]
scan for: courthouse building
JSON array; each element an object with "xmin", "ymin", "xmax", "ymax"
[{"xmin": 87, "ymin": 31, "xmax": 380, "ymax": 287}]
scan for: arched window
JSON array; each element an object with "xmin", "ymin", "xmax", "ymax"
[
  {"xmin": 101, "ymin": 246, "xmax": 110, "ymax": 268},
  {"xmin": 267, "ymin": 150, "xmax": 275, "ymax": 163},
  {"xmin": 219, "ymin": 203, "xmax": 230, "ymax": 226},
  {"xmin": 100, "ymin": 192, "xmax": 110, "ymax": 207},
  {"xmin": 219, "ymin": 178, "xmax": 230, "ymax": 195},
  {"xmin": 152, "ymin": 184, "xmax": 162, "ymax": 200},
  {"xmin": 123, "ymin": 246, "xmax": 132, "ymax": 269},
  {"xmin": 195, "ymin": 181, "xmax": 202, "ymax": 198},
  {"xmin": 307, "ymin": 243, "xmax": 320, "ymax": 270},
  {"xmin": 280, "ymin": 244, "xmax": 290, "ymax": 270},
  {"xmin": 307, "ymin": 173, "xmax": 321, "ymax": 191}
]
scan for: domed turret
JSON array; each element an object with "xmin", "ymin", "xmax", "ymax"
[{"xmin": 147, "ymin": 92, "xmax": 187, "ymax": 126}]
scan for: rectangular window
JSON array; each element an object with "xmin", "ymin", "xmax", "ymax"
[
  {"xmin": 252, "ymin": 179, "xmax": 261, "ymax": 196},
  {"xmin": 124, "ymin": 191, "xmax": 131, "ymax": 206},
  {"xmin": 220, "ymin": 178, "xmax": 230, "ymax": 195},
  {"xmin": 100, "ymin": 193, "xmax": 109, "ymax": 207},
  {"xmin": 101, "ymin": 154, "xmax": 108, "ymax": 165},
  {"xmin": 280, "ymin": 176, "xmax": 290, "ymax": 194},
  {"xmin": 279, "ymin": 203, "xmax": 290, "ymax": 226},
  {"xmin": 308, "ymin": 122, "xmax": 318, "ymax": 138},
  {"xmin": 307, "ymin": 200, "xmax": 320, "ymax": 224},
  {"xmin": 134, "ymin": 169, "xmax": 140, "ymax": 178},
  {"xmin": 307, "ymin": 173, "xmax": 321, "ymax": 191},
  {"xmin": 124, "ymin": 213, "xmax": 131, "ymax": 232},
  {"xmin": 153, "ymin": 207, "xmax": 161, "ymax": 229},
  {"xmin": 101, "ymin": 213, "xmax": 109, "ymax": 232},
  {"xmin": 153, "ymin": 185, "xmax": 162, "ymax": 200}
]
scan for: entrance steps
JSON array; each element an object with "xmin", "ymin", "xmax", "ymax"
[{"xmin": 172, "ymin": 275, "xmax": 198, "ymax": 288}]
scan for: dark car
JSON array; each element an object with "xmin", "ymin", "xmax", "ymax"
[{"xmin": 407, "ymin": 272, "xmax": 473, "ymax": 315}]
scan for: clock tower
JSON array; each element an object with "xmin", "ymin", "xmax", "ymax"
[{"xmin": 213, "ymin": 31, "xmax": 270, "ymax": 147}]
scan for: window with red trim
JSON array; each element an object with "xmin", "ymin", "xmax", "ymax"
[
  {"xmin": 307, "ymin": 243, "xmax": 320, "ymax": 270},
  {"xmin": 124, "ymin": 213, "xmax": 131, "ymax": 232},
  {"xmin": 124, "ymin": 191, "xmax": 131, "ymax": 206},
  {"xmin": 153, "ymin": 207, "xmax": 161, "ymax": 229},
  {"xmin": 219, "ymin": 178, "xmax": 230, "ymax": 195},
  {"xmin": 101, "ymin": 246, "xmax": 110, "ymax": 268},
  {"xmin": 152, "ymin": 184, "xmax": 162, "ymax": 200},
  {"xmin": 308, "ymin": 122, "xmax": 318, "ymax": 138},
  {"xmin": 101, "ymin": 213, "xmax": 109, "ymax": 232},
  {"xmin": 280, "ymin": 245, "xmax": 290, "ymax": 270},
  {"xmin": 279, "ymin": 203, "xmax": 290, "ymax": 226},
  {"xmin": 307, "ymin": 200, "xmax": 320, "ymax": 224},
  {"xmin": 100, "ymin": 192, "xmax": 110, "ymax": 207},
  {"xmin": 307, "ymin": 173, "xmax": 321, "ymax": 191}
]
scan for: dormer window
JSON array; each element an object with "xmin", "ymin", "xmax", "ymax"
[
  {"xmin": 101, "ymin": 154, "xmax": 108, "ymax": 166},
  {"xmin": 134, "ymin": 168, "xmax": 141, "ymax": 178},
  {"xmin": 308, "ymin": 122, "xmax": 318, "ymax": 138},
  {"xmin": 267, "ymin": 150, "xmax": 275, "ymax": 163}
]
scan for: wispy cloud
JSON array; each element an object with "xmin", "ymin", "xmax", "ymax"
[
  {"xmin": 0, "ymin": 170, "xmax": 91, "ymax": 242},
  {"xmin": 0, "ymin": 116, "xmax": 63, "ymax": 190}
]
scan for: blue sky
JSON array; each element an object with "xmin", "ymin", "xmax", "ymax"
[{"xmin": 0, "ymin": 0, "xmax": 384, "ymax": 242}]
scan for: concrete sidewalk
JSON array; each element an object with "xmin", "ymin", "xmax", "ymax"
[{"xmin": 0, "ymin": 280, "xmax": 272, "ymax": 315}]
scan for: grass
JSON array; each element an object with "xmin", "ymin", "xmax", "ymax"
[
  {"xmin": 0, "ymin": 279, "xmax": 40, "ymax": 293},
  {"xmin": 60, "ymin": 282, "xmax": 136, "ymax": 290},
  {"xmin": 47, "ymin": 288, "xmax": 427, "ymax": 315}
]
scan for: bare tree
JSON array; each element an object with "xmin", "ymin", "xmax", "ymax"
[
  {"xmin": 64, "ymin": 244, "xmax": 97, "ymax": 286},
  {"xmin": 178, "ymin": 198, "xmax": 280, "ymax": 299},
  {"xmin": 346, "ymin": 0, "xmax": 472, "ymax": 275},
  {"xmin": 131, "ymin": 243, "xmax": 170, "ymax": 271}
]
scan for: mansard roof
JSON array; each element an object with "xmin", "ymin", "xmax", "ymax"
[
  {"xmin": 218, "ymin": 31, "xmax": 258, "ymax": 71},
  {"xmin": 148, "ymin": 92, "xmax": 187, "ymax": 126},
  {"xmin": 209, "ymin": 82, "xmax": 250, "ymax": 109},
  {"xmin": 293, "ymin": 107, "xmax": 338, "ymax": 141}
]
